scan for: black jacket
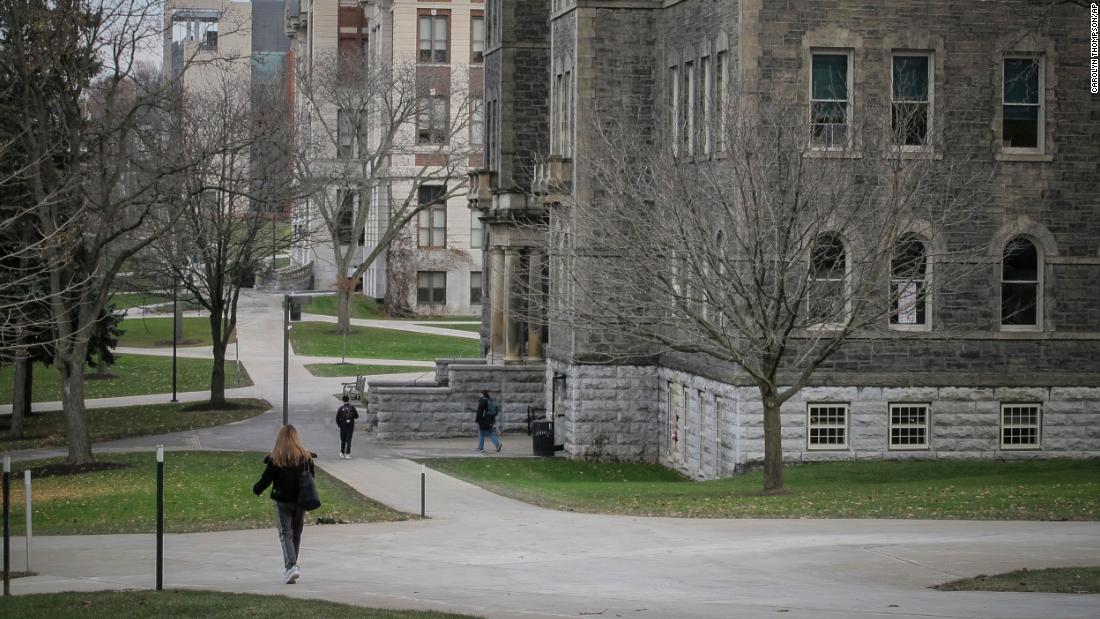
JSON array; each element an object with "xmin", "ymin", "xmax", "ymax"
[
  {"xmin": 252, "ymin": 453, "xmax": 317, "ymax": 503},
  {"xmin": 336, "ymin": 403, "xmax": 359, "ymax": 428},
  {"xmin": 475, "ymin": 396, "xmax": 495, "ymax": 430}
]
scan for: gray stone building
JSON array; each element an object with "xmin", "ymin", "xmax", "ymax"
[{"xmin": 468, "ymin": 0, "xmax": 1100, "ymax": 478}]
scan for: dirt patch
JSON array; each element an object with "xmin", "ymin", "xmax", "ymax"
[{"xmin": 25, "ymin": 461, "xmax": 132, "ymax": 479}]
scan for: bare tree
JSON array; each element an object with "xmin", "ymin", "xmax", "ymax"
[
  {"xmin": 546, "ymin": 93, "xmax": 993, "ymax": 493},
  {"xmin": 292, "ymin": 50, "xmax": 477, "ymax": 331},
  {"xmin": 141, "ymin": 72, "xmax": 291, "ymax": 406}
]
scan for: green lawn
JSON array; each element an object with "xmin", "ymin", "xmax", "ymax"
[
  {"xmin": 0, "ymin": 354, "xmax": 251, "ymax": 404},
  {"xmin": 0, "ymin": 591, "xmax": 479, "ymax": 618},
  {"xmin": 420, "ymin": 458, "xmax": 1100, "ymax": 521},
  {"xmin": 415, "ymin": 323, "xmax": 482, "ymax": 333},
  {"xmin": 3, "ymin": 451, "xmax": 408, "ymax": 535},
  {"xmin": 108, "ymin": 292, "xmax": 174, "ymax": 310},
  {"xmin": 304, "ymin": 363, "xmax": 433, "ymax": 378},
  {"xmin": 117, "ymin": 316, "xmax": 216, "ymax": 347},
  {"xmin": 290, "ymin": 322, "xmax": 479, "ymax": 361},
  {"xmin": 0, "ymin": 399, "xmax": 269, "ymax": 451},
  {"xmin": 936, "ymin": 567, "xmax": 1100, "ymax": 594},
  {"xmin": 306, "ymin": 293, "xmax": 384, "ymax": 319}
]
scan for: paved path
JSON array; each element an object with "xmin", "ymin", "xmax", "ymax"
[{"xmin": 4, "ymin": 290, "xmax": 1099, "ymax": 619}]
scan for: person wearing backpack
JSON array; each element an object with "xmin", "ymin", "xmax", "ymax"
[
  {"xmin": 335, "ymin": 395, "xmax": 360, "ymax": 460},
  {"xmin": 253, "ymin": 424, "xmax": 318, "ymax": 584},
  {"xmin": 475, "ymin": 389, "xmax": 503, "ymax": 453}
]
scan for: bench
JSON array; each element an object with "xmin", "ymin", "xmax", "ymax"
[{"xmin": 341, "ymin": 375, "xmax": 366, "ymax": 401}]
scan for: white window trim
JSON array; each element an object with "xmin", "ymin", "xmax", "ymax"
[
  {"xmin": 888, "ymin": 403, "xmax": 930, "ymax": 451},
  {"xmin": 702, "ymin": 55, "xmax": 712, "ymax": 156},
  {"xmin": 889, "ymin": 236, "xmax": 932, "ymax": 332},
  {"xmin": 1000, "ymin": 403, "xmax": 1042, "ymax": 450},
  {"xmin": 891, "ymin": 51, "xmax": 933, "ymax": 153},
  {"xmin": 670, "ymin": 66, "xmax": 679, "ymax": 157},
  {"xmin": 807, "ymin": 403, "xmax": 849, "ymax": 450},
  {"xmin": 809, "ymin": 49, "xmax": 853, "ymax": 151},
  {"xmin": 999, "ymin": 237, "xmax": 1043, "ymax": 332},
  {"xmin": 808, "ymin": 235, "xmax": 850, "ymax": 331},
  {"xmin": 685, "ymin": 61, "xmax": 695, "ymax": 156},
  {"xmin": 1001, "ymin": 54, "xmax": 1045, "ymax": 155}
]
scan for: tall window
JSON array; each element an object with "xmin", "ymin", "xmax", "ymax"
[
  {"xmin": 336, "ymin": 110, "xmax": 367, "ymax": 159},
  {"xmin": 470, "ymin": 97, "xmax": 484, "ymax": 146},
  {"xmin": 890, "ymin": 235, "xmax": 928, "ymax": 327},
  {"xmin": 684, "ymin": 61, "xmax": 694, "ymax": 155},
  {"xmin": 892, "ymin": 54, "xmax": 931, "ymax": 147},
  {"xmin": 1003, "ymin": 56, "xmax": 1042, "ymax": 150},
  {"xmin": 670, "ymin": 66, "xmax": 679, "ymax": 156},
  {"xmin": 559, "ymin": 71, "xmax": 572, "ymax": 155},
  {"xmin": 418, "ymin": 96, "xmax": 448, "ymax": 144},
  {"xmin": 418, "ymin": 14, "xmax": 449, "ymax": 64},
  {"xmin": 807, "ymin": 403, "xmax": 848, "ymax": 450},
  {"xmin": 485, "ymin": 98, "xmax": 496, "ymax": 168},
  {"xmin": 716, "ymin": 50, "xmax": 727, "ymax": 152},
  {"xmin": 1001, "ymin": 404, "xmax": 1041, "ymax": 449},
  {"xmin": 809, "ymin": 234, "xmax": 846, "ymax": 325},
  {"xmin": 471, "ymin": 15, "xmax": 485, "ymax": 63},
  {"xmin": 336, "ymin": 190, "xmax": 357, "ymax": 245},
  {"xmin": 417, "ymin": 185, "xmax": 447, "ymax": 248},
  {"xmin": 702, "ymin": 55, "xmax": 712, "ymax": 156},
  {"xmin": 810, "ymin": 51, "xmax": 851, "ymax": 149},
  {"xmin": 417, "ymin": 271, "xmax": 447, "ymax": 305},
  {"xmin": 890, "ymin": 403, "xmax": 930, "ymax": 450},
  {"xmin": 1001, "ymin": 236, "xmax": 1040, "ymax": 328},
  {"xmin": 470, "ymin": 214, "xmax": 483, "ymax": 248},
  {"xmin": 470, "ymin": 271, "xmax": 483, "ymax": 304}
]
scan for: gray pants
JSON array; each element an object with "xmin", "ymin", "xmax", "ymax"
[{"xmin": 274, "ymin": 501, "xmax": 304, "ymax": 569}]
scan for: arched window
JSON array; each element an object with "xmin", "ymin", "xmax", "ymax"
[
  {"xmin": 890, "ymin": 235, "xmax": 928, "ymax": 327},
  {"xmin": 1001, "ymin": 236, "xmax": 1040, "ymax": 327},
  {"xmin": 809, "ymin": 234, "xmax": 846, "ymax": 325}
]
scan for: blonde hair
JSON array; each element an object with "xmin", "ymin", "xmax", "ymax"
[{"xmin": 270, "ymin": 424, "xmax": 311, "ymax": 468}]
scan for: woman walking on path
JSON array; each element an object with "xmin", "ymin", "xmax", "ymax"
[{"xmin": 253, "ymin": 424, "xmax": 317, "ymax": 584}]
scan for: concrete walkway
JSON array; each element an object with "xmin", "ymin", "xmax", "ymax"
[{"xmin": 4, "ymin": 290, "xmax": 1099, "ymax": 619}]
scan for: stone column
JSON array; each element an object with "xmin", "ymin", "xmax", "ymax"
[
  {"xmin": 504, "ymin": 250, "xmax": 524, "ymax": 362},
  {"xmin": 489, "ymin": 248, "xmax": 506, "ymax": 358},
  {"xmin": 526, "ymin": 251, "xmax": 545, "ymax": 359}
]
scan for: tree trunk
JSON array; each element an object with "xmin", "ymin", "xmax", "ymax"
[
  {"xmin": 10, "ymin": 355, "xmax": 32, "ymax": 439},
  {"xmin": 336, "ymin": 277, "xmax": 352, "ymax": 333},
  {"xmin": 57, "ymin": 350, "xmax": 94, "ymax": 464},
  {"xmin": 208, "ymin": 311, "xmax": 227, "ymax": 407},
  {"xmin": 761, "ymin": 389, "xmax": 784, "ymax": 494}
]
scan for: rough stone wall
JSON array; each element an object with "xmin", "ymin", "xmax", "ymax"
[
  {"xmin": 658, "ymin": 367, "xmax": 1100, "ymax": 480},
  {"xmin": 367, "ymin": 358, "xmax": 546, "ymax": 438},
  {"xmin": 547, "ymin": 359, "xmax": 660, "ymax": 462}
]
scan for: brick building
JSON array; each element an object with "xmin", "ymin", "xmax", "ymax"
[{"xmin": 470, "ymin": 0, "xmax": 1100, "ymax": 477}]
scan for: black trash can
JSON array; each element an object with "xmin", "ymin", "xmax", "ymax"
[
  {"xmin": 532, "ymin": 420, "xmax": 554, "ymax": 457},
  {"xmin": 290, "ymin": 303, "xmax": 301, "ymax": 321}
]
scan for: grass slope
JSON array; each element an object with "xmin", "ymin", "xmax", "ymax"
[
  {"xmin": 413, "ymin": 323, "xmax": 482, "ymax": 332},
  {"xmin": 3, "ymin": 450, "xmax": 408, "ymax": 535},
  {"xmin": 0, "ymin": 354, "xmax": 251, "ymax": 404},
  {"xmin": 420, "ymin": 458, "xmax": 1100, "ymax": 521},
  {"xmin": 0, "ymin": 590, "xmax": 480, "ymax": 618},
  {"xmin": 117, "ymin": 316, "xmax": 215, "ymax": 347},
  {"xmin": 290, "ymin": 322, "xmax": 479, "ymax": 361},
  {"xmin": 0, "ymin": 399, "xmax": 269, "ymax": 451},
  {"xmin": 304, "ymin": 363, "xmax": 433, "ymax": 378},
  {"xmin": 936, "ymin": 567, "xmax": 1100, "ymax": 594}
]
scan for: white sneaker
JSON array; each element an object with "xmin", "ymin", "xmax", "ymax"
[
  {"xmin": 344, "ymin": 454, "xmax": 352, "ymax": 460},
  {"xmin": 286, "ymin": 565, "xmax": 300, "ymax": 584},
  {"xmin": 338, "ymin": 453, "xmax": 344, "ymax": 459}
]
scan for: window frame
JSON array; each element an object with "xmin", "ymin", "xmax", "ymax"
[
  {"xmin": 416, "ymin": 271, "xmax": 447, "ymax": 305},
  {"xmin": 417, "ymin": 95, "xmax": 449, "ymax": 145},
  {"xmin": 888, "ymin": 403, "xmax": 931, "ymax": 451},
  {"xmin": 670, "ymin": 65, "xmax": 679, "ymax": 157},
  {"xmin": 809, "ymin": 49, "xmax": 853, "ymax": 151},
  {"xmin": 807, "ymin": 403, "xmax": 849, "ymax": 451},
  {"xmin": 891, "ymin": 51, "xmax": 933, "ymax": 151},
  {"xmin": 417, "ymin": 185, "xmax": 448, "ymax": 249},
  {"xmin": 1000, "ymin": 236, "xmax": 1042, "ymax": 331},
  {"xmin": 684, "ymin": 60, "xmax": 695, "ymax": 155},
  {"xmin": 1001, "ymin": 54, "xmax": 1044, "ymax": 154},
  {"xmin": 716, "ymin": 50, "xmax": 728, "ymax": 153},
  {"xmin": 1000, "ymin": 403, "xmax": 1042, "ymax": 450},
  {"xmin": 470, "ymin": 270, "xmax": 483, "ymax": 305},
  {"xmin": 889, "ymin": 234, "xmax": 931, "ymax": 331},
  {"xmin": 470, "ymin": 14, "xmax": 485, "ymax": 64},
  {"xmin": 417, "ymin": 14, "xmax": 450, "ymax": 64},
  {"xmin": 470, "ymin": 213, "xmax": 483, "ymax": 248},
  {"xmin": 470, "ymin": 96, "xmax": 484, "ymax": 147},
  {"xmin": 702, "ymin": 54, "xmax": 712, "ymax": 156},
  {"xmin": 808, "ymin": 234, "xmax": 849, "ymax": 329}
]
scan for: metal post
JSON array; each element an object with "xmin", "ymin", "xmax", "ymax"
[
  {"xmin": 3, "ymin": 455, "xmax": 10, "ymax": 596},
  {"xmin": 23, "ymin": 470, "xmax": 30, "ymax": 574},
  {"xmin": 170, "ymin": 284, "xmax": 178, "ymax": 403},
  {"xmin": 282, "ymin": 294, "xmax": 290, "ymax": 426},
  {"xmin": 420, "ymin": 464, "xmax": 426, "ymax": 518},
  {"xmin": 156, "ymin": 445, "xmax": 164, "ymax": 591}
]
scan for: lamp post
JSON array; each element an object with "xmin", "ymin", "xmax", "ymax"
[{"xmin": 170, "ymin": 281, "xmax": 178, "ymax": 403}]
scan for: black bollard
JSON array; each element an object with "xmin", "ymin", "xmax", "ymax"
[
  {"xmin": 420, "ymin": 464, "xmax": 426, "ymax": 518},
  {"xmin": 156, "ymin": 446, "xmax": 164, "ymax": 591},
  {"xmin": 3, "ymin": 455, "xmax": 10, "ymax": 596}
]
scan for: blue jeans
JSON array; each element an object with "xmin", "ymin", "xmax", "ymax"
[{"xmin": 477, "ymin": 426, "xmax": 501, "ymax": 450}]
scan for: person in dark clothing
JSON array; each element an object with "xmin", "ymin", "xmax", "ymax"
[
  {"xmin": 253, "ymin": 424, "xmax": 317, "ymax": 584},
  {"xmin": 336, "ymin": 395, "xmax": 360, "ymax": 459},
  {"xmin": 475, "ymin": 389, "xmax": 502, "ymax": 453}
]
